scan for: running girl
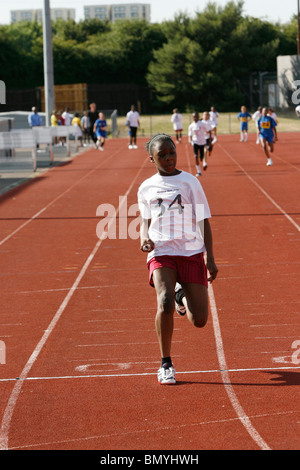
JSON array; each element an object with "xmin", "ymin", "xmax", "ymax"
[
  {"xmin": 93, "ymin": 112, "xmax": 107, "ymax": 151},
  {"xmin": 188, "ymin": 112, "xmax": 211, "ymax": 176},
  {"xmin": 237, "ymin": 106, "xmax": 252, "ymax": 142},
  {"xmin": 257, "ymin": 107, "xmax": 277, "ymax": 166},
  {"xmin": 252, "ymin": 106, "xmax": 262, "ymax": 144},
  {"xmin": 138, "ymin": 133, "xmax": 218, "ymax": 385},
  {"xmin": 171, "ymin": 108, "xmax": 183, "ymax": 143}
]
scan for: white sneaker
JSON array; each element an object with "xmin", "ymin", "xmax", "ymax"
[
  {"xmin": 133, "ymin": 145, "xmax": 138, "ymax": 149},
  {"xmin": 99, "ymin": 146, "xmax": 104, "ymax": 151},
  {"xmin": 157, "ymin": 365, "xmax": 176, "ymax": 385},
  {"xmin": 196, "ymin": 172, "xmax": 202, "ymax": 177},
  {"xmin": 266, "ymin": 158, "xmax": 273, "ymax": 166},
  {"xmin": 128, "ymin": 145, "xmax": 133, "ymax": 149}
]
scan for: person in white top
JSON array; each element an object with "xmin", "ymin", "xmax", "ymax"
[
  {"xmin": 252, "ymin": 106, "xmax": 262, "ymax": 144},
  {"xmin": 138, "ymin": 133, "xmax": 218, "ymax": 384},
  {"xmin": 62, "ymin": 107, "xmax": 72, "ymax": 126},
  {"xmin": 188, "ymin": 112, "xmax": 211, "ymax": 176},
  {"xmin": 202, "ymin": 111, "xmax": 216, "ymax": 160},
  {"xmin": 170, "ymin": 108, "xmax": 183, "ymax": 143},
  {"xmin": 267, "ymin": 108, "xmax": 278, "ymax": 141},
  {"xmin": 209, "ymin": 106, "xmax": 219, "ymax": 134},
  {"xmin": 126, "ymin": 105, "xmax": 140, "ymax": 149},
  {"xmin": 295, "ymin": 104, "xmax": 300, "ymax": 118}
]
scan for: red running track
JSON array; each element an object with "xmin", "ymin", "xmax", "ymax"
[{"xmin": 0, "ymin": 133, "xmax": 299, "ymax": 450}]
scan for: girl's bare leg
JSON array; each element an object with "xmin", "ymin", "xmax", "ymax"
[{"xmin": 152, "ymin": 268, "xmax": 177, "ymax": 358}]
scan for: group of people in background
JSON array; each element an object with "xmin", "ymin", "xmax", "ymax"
[
  {"xmin": 170, "ymin": 106, "xmax": 218, "ymax": 177},
  {"xmin": 28, "ymin": 100, "xmax": 300, "ymax": 168},
  {"xmin": 49, "ymin": 104, "xmax": 107, "ymax": 150}
]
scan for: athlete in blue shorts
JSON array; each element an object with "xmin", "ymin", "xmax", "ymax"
[
  {"xmin": 257, "ymin": 107, "xmax": 277, "ymax": 166},
  {"xmin": 93, "ymin": 112, "xmax": 107, "ymax": 151},
  {"xmin": 237, "ymin": 106, "xmax": 252, "ymax": 142}
]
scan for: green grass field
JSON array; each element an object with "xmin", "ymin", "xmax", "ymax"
[{"xmin": 113, "ymin": 111, "xmax": 300, "ymax": 139}]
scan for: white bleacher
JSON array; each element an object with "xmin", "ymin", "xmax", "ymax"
[
  {"xmin": 32, "ymin": 127, "xmax": 53, "ymax": 163},
  {"xmin": 0, "ymin": 129, "xmax": 37, "ymax": 171},
  {"xmin": 0, "ymin": 125, "xmax": 80, "ymax": 172}
]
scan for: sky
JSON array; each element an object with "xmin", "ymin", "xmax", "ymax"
[{"xmin": 0, "ymin": 0, "xmax": 298, "ymax": 25}]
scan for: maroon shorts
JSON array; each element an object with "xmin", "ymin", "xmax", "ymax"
[{"xmin": 147, "ymin": 253, "xmax": 208, "ymax": 288}]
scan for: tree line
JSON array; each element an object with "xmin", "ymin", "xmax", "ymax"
[{"xmin": 0, "ymin": 1, "xmax": 298, "ymax": 111}]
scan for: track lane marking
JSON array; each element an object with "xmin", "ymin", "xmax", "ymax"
[{"xmin": 0, "ymin": 365, "xmax": 299, "ymax": 383}]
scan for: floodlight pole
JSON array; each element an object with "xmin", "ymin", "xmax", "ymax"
[{"xmin": 43, "ymin": 0, "xmax": 55, "ymax": 126}]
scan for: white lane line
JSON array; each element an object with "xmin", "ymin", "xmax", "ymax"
[
  {"xmin": 0, "ymin": 148, "xmax": 122, "ymax": 247},
  {"xmin": 0, "ymin": 365, "xmax": 299, "ymax": 383},
  {"xmin": 219, "ymin": 143, "xmax": 300, "ymax": 233},
  {"xmin": 0, "ymin": 155, "xmax": 149, "ymax": 451},
  {"xmin": 208, "ymin": 281, "xmax": 272, "ymax": 451}
]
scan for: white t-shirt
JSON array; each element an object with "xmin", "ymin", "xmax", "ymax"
[
  {"xmin": 202, "ymin": 119, "xmax": 215, "ymax": 139},
  {"xmin": 171, "ymin": 113, "xmax": 183, "ymax": 130},
  {"xmin": 209, "ymin": 111, "xmax": 219, "ymax": 125},
  {"xmin": 252, "ymin": 110, "xmax": 262, "ymax": 127},
  {"xmin": 126, "ymin": 110, "xmax": 140, "ymax": 127},
  {"xmin": 138, "ymin": 170, "xmax": 211, "ymax": 261},
  {"xmin": 62, "ymin": 111, "xmax": 71, "ymax": 126},
  {"xmin": 188, "ymin": 121, "xmax": 211, "ymax": 145},
  {"xmin": 268, "ymin": 112, "xmax": 278, "ymax": 123}
]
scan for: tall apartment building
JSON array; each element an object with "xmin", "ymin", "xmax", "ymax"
[
  {"xmin": 84, "ymin": 3, "xmax": 151, "ymax": 22},
  {"xmin": 10, "ymin": 9, "xmax": 76, "ymax": 23}
]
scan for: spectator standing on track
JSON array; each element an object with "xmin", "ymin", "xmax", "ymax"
[
  {"xmin": 72, "ymin": 112, "xmax": 83, "ymax": 146},
  {"xmin": 28, "ymin": 106, "xmax": 43, "ymax": 128},
  {"xmin": 188, "ymin": 112, "xmax": 211, "ymax": 176},
  {"xmin": 93, "ymin": 112, "xmax": 107, "ymax": 151},
  {"xmin": 126, "ymin": 105, "xmax": 140, "ymax": 149},
  {"xmin": 62, "ymin": 107, "xmax": 72, "ymax": 127},
  {"xmin": 81, "ymin": 111, "xmax": 91, "ymax": 146},
  {"xmin": 87, "ymin": 102, "xmax": 99, "ymax": 148},
  {"xmin": 237, "ymin": 105, "xmax": 252, "ymax": 142},
  {"xmin": 252, "ymin": 106, "xmax": 262, "ymax": 144},
  {"xmin": 257, "ymin": 107, "xmax": 277, "ymax": 166},
  {"xmin": 171, "ymin": 108, "xmax": 183, "ymax": 143},
  {"xmin": 138, "ymin": 133, "xmax": 218, "ymax": 385},
  {"xmin": 51, "ymin": 110, "xmax": 59, "ymax": 145}
]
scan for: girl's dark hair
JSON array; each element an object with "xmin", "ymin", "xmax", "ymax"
[{"xmin": 145, "ymin": 133, "xmax": 175, "ymax": 155}]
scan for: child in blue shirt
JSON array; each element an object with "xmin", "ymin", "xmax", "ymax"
[
  {"xmin": 257, "ymin": 107, "xmax": 277, "ymax": 166},
  {"xmin": 93, "ymin": 112, "xmax": 107, "ymax": 151},
  {"xmin": 237, "ymin": 106, "xmax": 252, "ymax": 142}
]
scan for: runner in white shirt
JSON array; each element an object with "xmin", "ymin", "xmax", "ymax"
[
  {"xmin": 138, "ymin": 133, "xmax": 218, "ymax": 385},
  {"xmin": 268, "ymin": 108, "xmax": 279, "ymax": 141},
  {"xmin": 126, "ymin": 105, "xmax": 140, "ymax": 149},
  {"xmin": 171, "ymin": 108, "xmax": 183, "ymax": 143},
  {"xmin": 202, "ymin": 111, "xmax": 216, "ymax": 163},
  {"xmin": 188, "ymin": 112, "xmax": 211, "ymax": 176},
  {"xmin": 209, "ymin": 106, "xmax": 219, "ymax": 134},
  {"xmin": 252, "ymin": 106, "xmax": 262, "ymax": 144}
]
